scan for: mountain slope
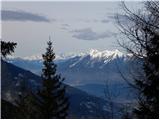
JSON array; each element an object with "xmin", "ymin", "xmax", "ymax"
[{"xmin": 1, "ymin": 60, "xmax": 113, "ymax": 118}]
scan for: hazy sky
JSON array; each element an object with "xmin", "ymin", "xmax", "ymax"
[{"xmin": 1, "ymin": 1, "xmax": 143, "ymax": 57}]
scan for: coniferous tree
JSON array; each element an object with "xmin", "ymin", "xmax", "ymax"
[
  {"xmin": 1, "ymin": 41, "xmax": 17, "ymax": 58},
  {"xmin": 38, "ymin": 41, "xmax": 69, "ymax": 119},
  {"xmin": 117, "ymin": 1, "xmax": 159, "ymax": 118}
]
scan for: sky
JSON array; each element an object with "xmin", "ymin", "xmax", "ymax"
[{"xmin": 1, "ymin": 1, "xmax": 143, "ymax": 57}]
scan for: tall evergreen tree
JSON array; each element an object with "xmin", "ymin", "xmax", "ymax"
[
  {"xmin": 38, "ymin": 41, "xmax": 69, "ymax": 118},
  {"xmin": 117, "ymin": 1, "xmax": 159, "ymax": 118}
]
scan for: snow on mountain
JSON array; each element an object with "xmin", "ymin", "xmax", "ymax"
[
  {"xmin": 23, "ymin": 54, "xmax": 42, "ymax": 61},
  {"xmin": 6, "ymin": 49, "xmax": 127, "ymax": 73},
  {"xmin": 65, "ymin": 49, "xmax": 127, "ymax": 69},
  {"xmin": 6, "ymin": 49, "xmax": 132, "ymax": 85},
  {"xmin": 9, "ymin": 49, "xmax": 125, "ymax": 61},
  {"xmin": 88, "ymin": 49, "xmax": 124, "ymax": 59}
]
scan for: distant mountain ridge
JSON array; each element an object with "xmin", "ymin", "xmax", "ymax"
[
  {"xmin": 7, "ymin": 49, "xmax": 133, "ymax": 84},
  {"xmin": 7, "ymin": 49, "xmax": 130, "ymax": 75},
  {"xmin": 8, "ymin": 49, "xmax": 127, "ymax": 61}
]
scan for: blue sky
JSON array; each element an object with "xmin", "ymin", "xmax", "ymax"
[{"xmin": 1, "ymin": 1, "xmax": 143, "ymax": 57}]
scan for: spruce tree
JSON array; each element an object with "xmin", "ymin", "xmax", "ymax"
[{"xmin": 38, "ymin": 41, "xmax": 69, "ymax": 118}]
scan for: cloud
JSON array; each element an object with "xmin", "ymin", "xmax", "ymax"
[
  {"xmin": 62, "ymin": 23, "xmax": 70, "ymax": 27},
  {"xmin": 107, "ymin": 14, "xmax": 130, "ymax": 24},
  {"xmin": 100, "ymin": 13, "xmax": 131, "ymax": 25},
  {"xmin": 77, "ymin": 19, "xmax": 100, "ymax": 23},
  {"xmin": 1, "ymin": 10, "xmax": 52, "ymax": 22},
  {"xmin": 93, "ymin": 19, "xmax": 99, "ymax": 23},
  {"xmin": 71, "ymin": 28, "xmax": 117, "ymax": 40},
  {"xmin": 60, "ymin": 23, "xmax": 70, "ymax": 30}
]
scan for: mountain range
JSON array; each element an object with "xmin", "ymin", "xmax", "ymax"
[{"xmin": 7, "ymin": 49, "xmax": 141, "ymax": 102}]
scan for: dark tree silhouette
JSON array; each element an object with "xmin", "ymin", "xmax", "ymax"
[
  {"xmin": 117, "ymin": 1, "xmax": 159, "ymax": 118},
  {"xmin": 38, "ymin": 40, "xmax": 69, "ymax": 118},
  {"xmin": 1, "ymin": 41, "xmax": 17, "ymax": 58}
]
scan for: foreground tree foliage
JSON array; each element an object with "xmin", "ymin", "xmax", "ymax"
[
  {"xmin": 117, "ymin": 1, "xmax": 159, "ymax": 118},
  {"xmin": 38, "ymin": 41, "xmax": 69, "ymax": 118},
  {"xmin": 1, "ymin": 41, "xmax": 17, "ymax": 58}
]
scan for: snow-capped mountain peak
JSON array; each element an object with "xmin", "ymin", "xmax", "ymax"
[
  {"xmin": 88, "ymin": 49, "xmax": 124, "ymax": 59},
  {"xmin": 23, "ymin": 54, "xmax": 42, "ymax": 61}
]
